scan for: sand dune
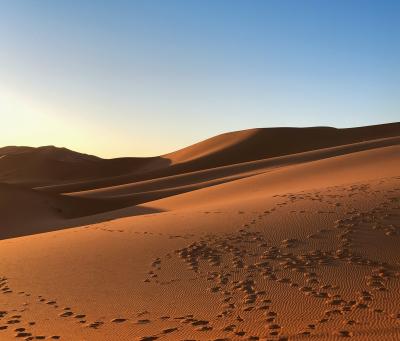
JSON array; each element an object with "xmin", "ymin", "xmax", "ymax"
[
  {"xmin": 37, "ymin": 123, "xmax": 400, "ymax": 194},
  {"xmin": 66, "ymin": 136, "xmax": 399, "ymax": 202},
  {"xmin": 0, "ymin": 145, "xmax": 160, "ymax": 187},
  {"xmin": 164, "ymin": 123, "xmax": 400, "ymax": 167},
  {"xmin": 0, "ymin": 123, "xmax": 399, "ymax": 340},
  {"xmin": 144, "ymin": 144, "xmax": 400, "ymax": 212}
]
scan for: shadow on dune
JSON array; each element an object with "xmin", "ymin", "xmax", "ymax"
[
  {"xmin": 0, "ymin": 146, "xmax": 171, "ymax": 188},
  {"xmin": 38, "ymin": 123, "xmax": 400, "ymax": 194},
  {"xmin": 65, "ymin": 136, "xmax": 400, "ymax": 201},
  {"xmin": 0, "ymin": 196, "xmax": 164, "ymax": 240},
  {"xmin": 0, "ymin": 170, "xmax": 257, "ymax": 240}
]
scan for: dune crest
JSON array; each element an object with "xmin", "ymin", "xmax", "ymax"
[{"xmin": 36, "ymin": 122, "xmax": 400, "ymax": 195}]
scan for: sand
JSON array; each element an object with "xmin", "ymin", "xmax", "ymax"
[{"xmin": 0, "ymin": 123, "xmax": 399, "ymax": 340}]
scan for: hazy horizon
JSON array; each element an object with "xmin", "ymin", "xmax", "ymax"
[
  {"xmin": 1, "ymin": 121, "xmax": 398, "ymax": 159},
  {"xmin": 1, "ymin": 0, "xmax": 399, "ymax": 158}
]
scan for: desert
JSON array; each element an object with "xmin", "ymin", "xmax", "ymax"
[
  {"xmin": 0, "ymin": 123, "xmax": 399, "ymax": 340},
  {"xmin": 1, "ymin": 1, "xmax": 399, "ymax": 339}
]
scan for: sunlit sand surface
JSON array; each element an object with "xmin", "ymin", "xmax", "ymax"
[{"xmin": 0, "ymin": 123, "xmax": 399, "ymax": 340}]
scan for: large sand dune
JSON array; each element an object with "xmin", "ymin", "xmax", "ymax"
[
  {"xmin": 0, "ymin": 123, "xmax": 399, "ymax": 340},
  {"xmin": 65, "ymin": 137, "xmax": 399, "ymax": 202},
  {"xmin": 36, "ymin": 123, "xmax": 400, "ymax": 194}
]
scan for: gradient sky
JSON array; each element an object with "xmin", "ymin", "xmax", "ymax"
[{"xmin": 0, "ymin": 0, "xmax": 399, "ymax": 157}]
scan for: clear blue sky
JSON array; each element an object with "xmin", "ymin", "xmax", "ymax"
[{"xmin": 0, "ymin": 0, "xmax": 398, "ymax": 157}]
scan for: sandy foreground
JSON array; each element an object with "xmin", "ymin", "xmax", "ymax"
[{"xmin": 0, "ymin": 125, "xmax": 399, "ymax": 340}]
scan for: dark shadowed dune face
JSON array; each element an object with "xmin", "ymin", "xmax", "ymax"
[
  {"xmin": 0, "ymin": 182, "xmax": 163, "ymax": 239},
  {"xmin": 0, "ymin": 145, "xmax": 164, "ymax": 187}
]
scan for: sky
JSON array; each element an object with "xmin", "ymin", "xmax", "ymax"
[{"xmin": 0, "ymin": 0, "xmax": 399, "ymax": 158}]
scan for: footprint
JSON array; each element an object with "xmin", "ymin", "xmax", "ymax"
[
  {"xmin": 88, "ymin": 321, "xmax": 103, "ymax": 329},
  {"xmin": 15, "ymin": 331, "xmax": 32, "ymax": 337},
  {"xmin": 162, "ymin": 327, "xmax": 178, "ymax": 334},
  {"xmin": 111, "ymin": 318, "xmax": 127, "ymax": 323},
  {"xmin": 59, "ymin": 311, "xmax": 73, "ymax": 317},
  {"xmin": 336, "ymin": 330, "xmax": 352, "ymax": 337}
]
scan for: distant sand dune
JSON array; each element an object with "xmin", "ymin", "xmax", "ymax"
[
  {"xmin": 0, "ymin": 145, "xmax": 161, "ymax": 187},
  {"xmin": 36, "ymin": 122, "xmax": 400, "ymax": 194}
]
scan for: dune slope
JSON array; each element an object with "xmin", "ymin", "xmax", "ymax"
[
  {"xmin": 0, "ymin": 183, "xmax": 135, "ymax": 239},
  {"xmin": 0, "ymin": 123, "xmax": 399, "ymax": 340},
  {"xmin": 66, "ymin": 137, "xmax": 399, "ymax": 201},
  {"xmin": 37, "ymin": 122, "xmax": 400, "ymax": 194},
  {"xmin": 0, "ymin": 144, "xmax": 399, "ymax": 340}
]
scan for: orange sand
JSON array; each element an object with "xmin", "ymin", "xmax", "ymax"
[{"xmin": 0, "ymin": 123, "xmax": 399, "ymax": 340}]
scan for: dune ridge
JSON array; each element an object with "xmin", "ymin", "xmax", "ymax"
[
  {"xmin": 66, "ymin": 136, "xmax": 399, "ymax": 201},
  {"xmin": 36, "ymin": 123, "xmax": 400, "ymax": 194}
]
